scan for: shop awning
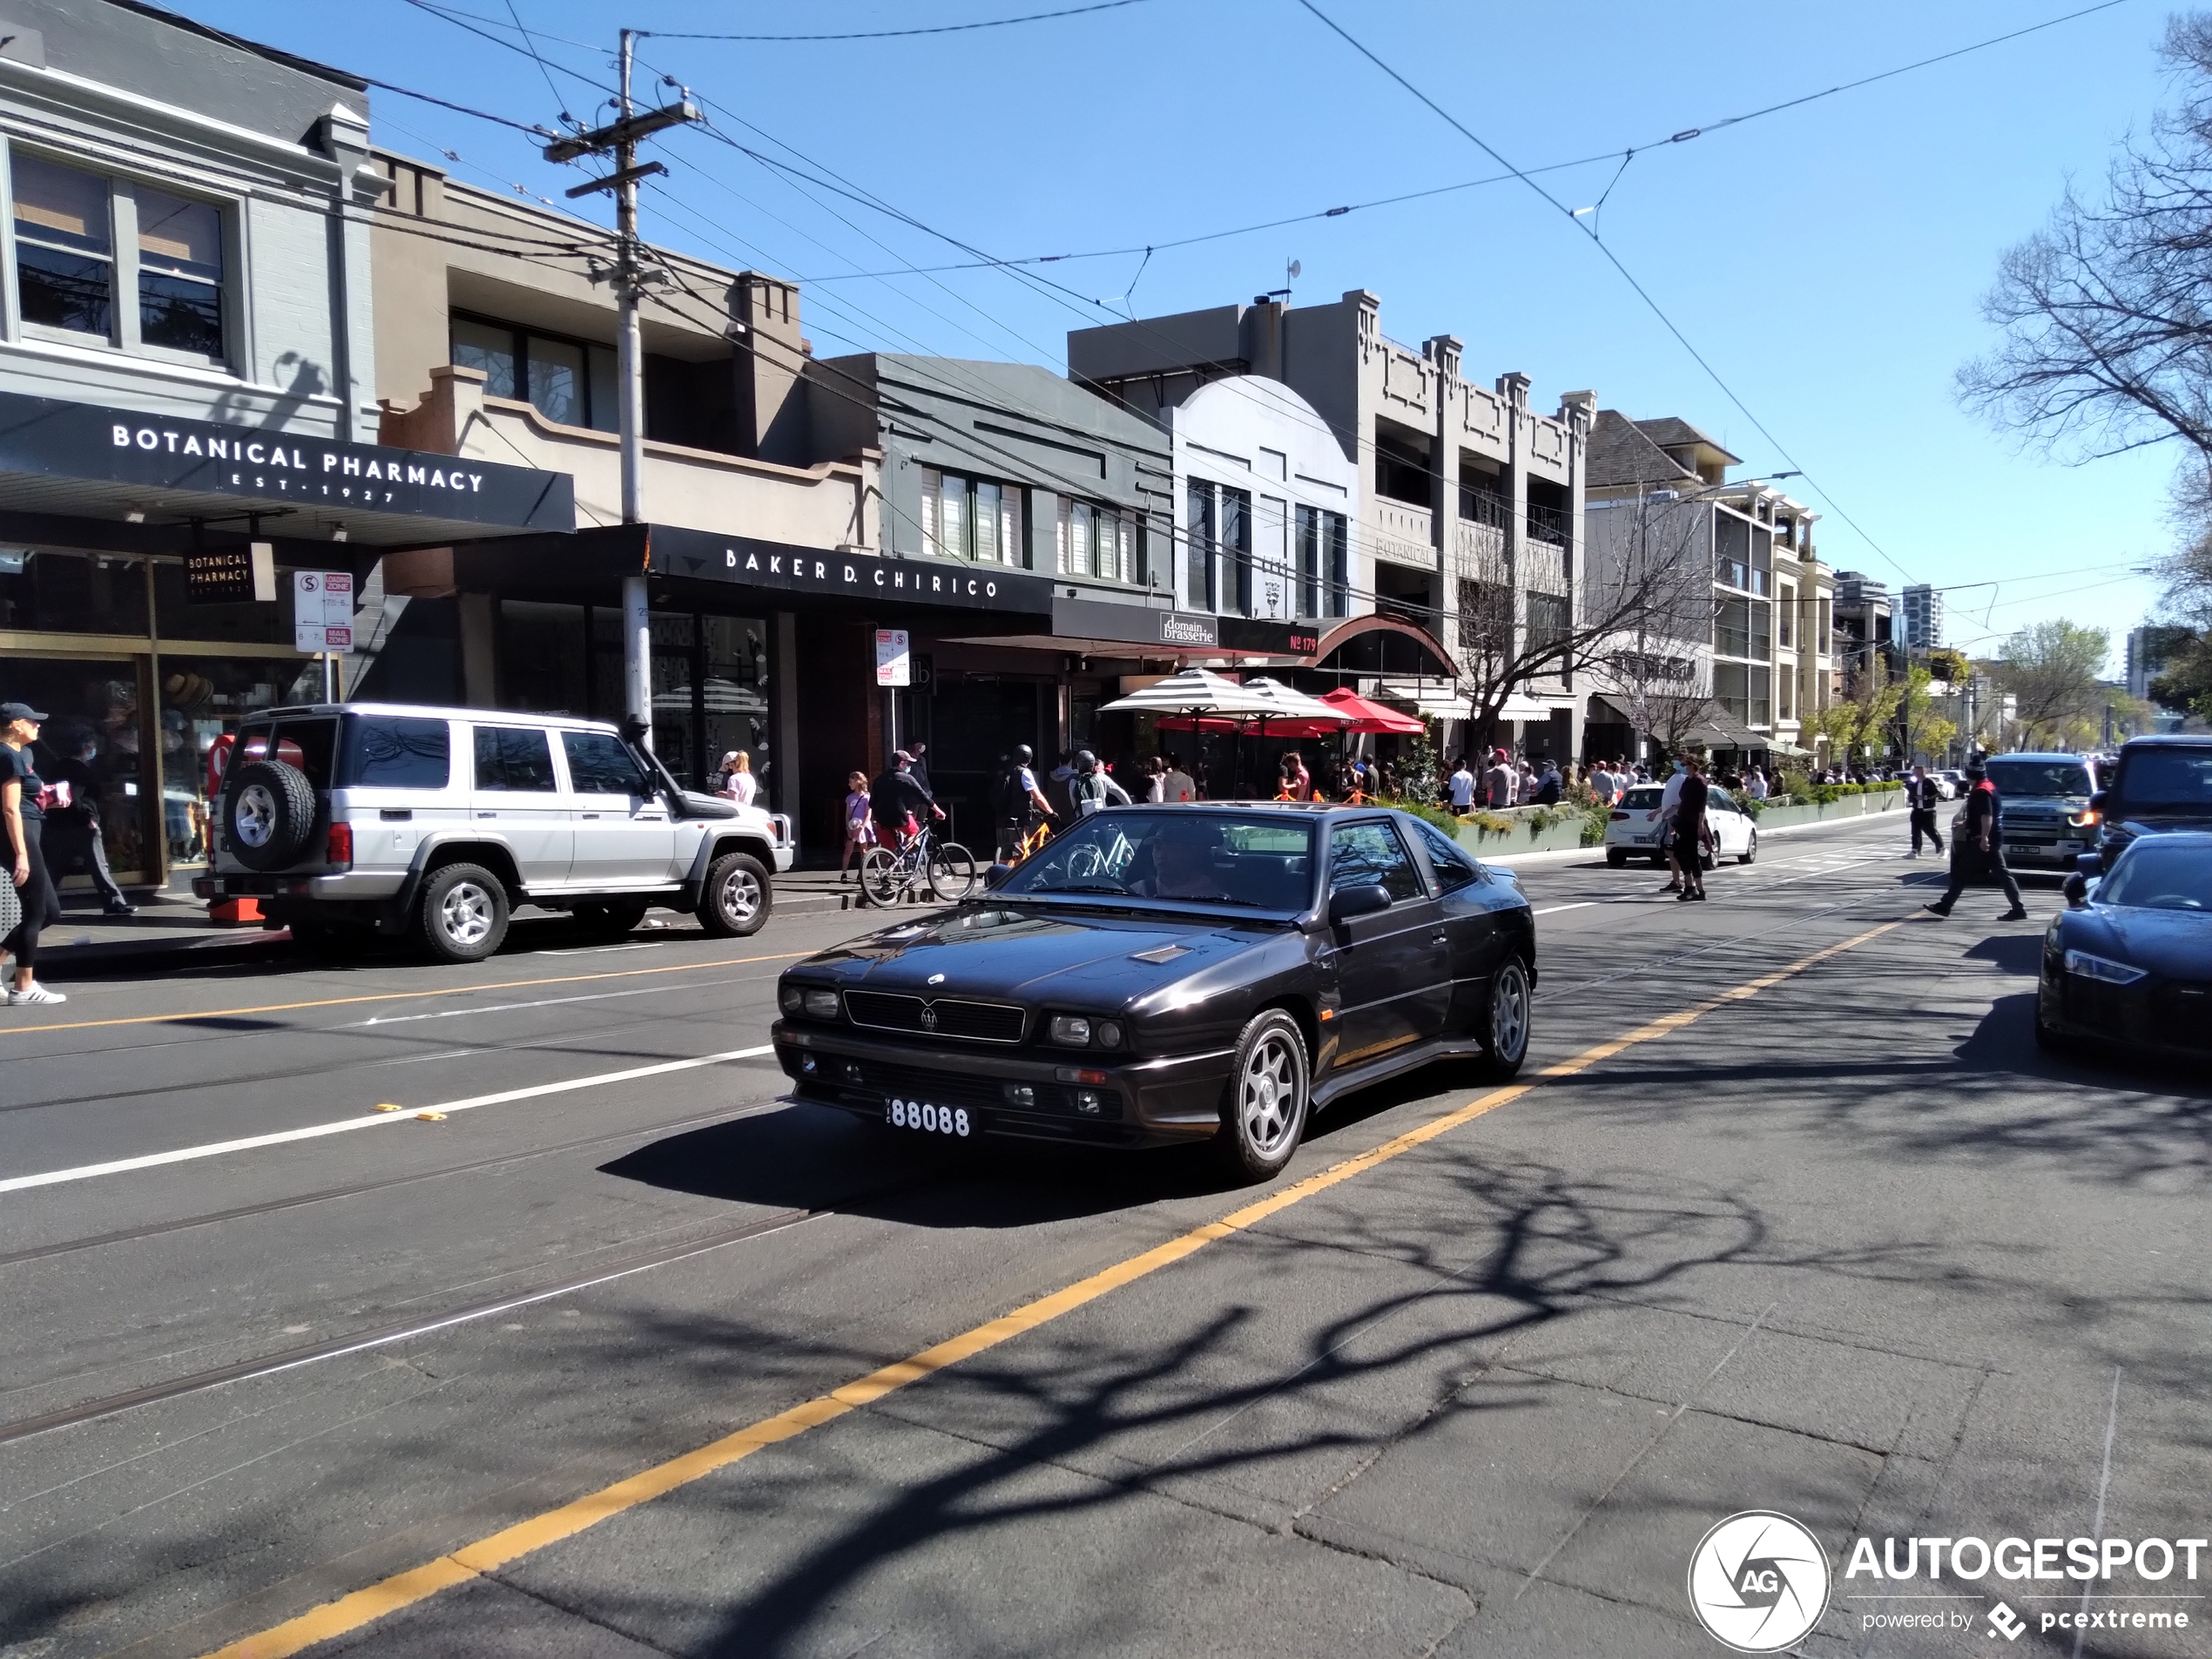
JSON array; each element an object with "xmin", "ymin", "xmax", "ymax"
[{"xmin": 0, "ymin": 390, "xmax": 572, "ymax": 551}]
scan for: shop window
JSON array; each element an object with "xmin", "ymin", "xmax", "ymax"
[
  {"xmin": 10, "ymin": 152, "xmax": 228, "ymax": 364},
  {"xmin": 450, "ymin": 312, "xmax": 617, "ymax": 432},
  {"xmin": 498, "ymin": 601, "xmax": 590, "ymax": 717}
]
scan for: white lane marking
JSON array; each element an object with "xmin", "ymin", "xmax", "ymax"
[
  {"xmin": 1533, "ymin": 902, "xmax": 1596, "ymax": 916},
  {"xmin": 534, "ymin": 941, "xmax": 671, "ymax": 957},
  {"xmin": 0, "ymin": 1046, "xmax": 777, "ymax": 1196},
  {"xmin": 351, "ymin": 972, "xmax": 775, "ymax": 1027}
]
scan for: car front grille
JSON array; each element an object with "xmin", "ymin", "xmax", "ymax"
[
  {"xmin": 842, "ymin": 990, "xmax": 1026, "ymax": 1044},
  {"xmin": 2151, "ymin": 982, "xmax": 2212, "ymax": 1047}
]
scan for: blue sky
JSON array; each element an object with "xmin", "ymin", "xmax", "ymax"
[{"xmin": 181, "ymin": 0, "xmax": 2182, "ymax": 667}]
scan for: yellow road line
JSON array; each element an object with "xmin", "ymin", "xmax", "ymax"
[
  {"xmin": 0, "ymin": 950, "xmax": 808, "ymax": 1039},
  {"xmin": 199, "ymin": 919, "xmax": 1901, "ymax": 1659}
]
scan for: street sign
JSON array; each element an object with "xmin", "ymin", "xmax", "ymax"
[
  {"xmin": 874, "ymin": 628, "xmax": 910, "ymax": 687},
  {"xmin": 293, "ymin": 569, "xmax": 354, "ymax": 653}
]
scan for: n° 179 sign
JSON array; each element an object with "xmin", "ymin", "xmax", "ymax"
[{"xmin": 294, "ymin": 570, "xmax": 354, "ymax": 653}]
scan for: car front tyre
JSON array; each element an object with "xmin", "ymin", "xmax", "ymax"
[
  {"xmin": 697, "ymin": 850, "xmax": 772, "ymax": 937},
  {"xmin": 416, "ymin": 863, "xmax": 509, "ymax": 963},
  {"xmin": 1215, "ymin": 1009, "xmax": 1309, "ymax": 1184},
  {"xmin": 1476, "ymin": 958, "xmax": 1532, "ymax": 1080}
]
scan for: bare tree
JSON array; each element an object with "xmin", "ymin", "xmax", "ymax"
[
  {"xmin": 1959, "ymin": 16, "xmax": 2212, "ymax": 482},
  {"xmin": 1454, "ymin": 488, "xmax": 1714, "ymax": 745}
]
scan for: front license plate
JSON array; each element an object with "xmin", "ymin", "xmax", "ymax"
[{"xmin": 887, "ymin": 1096, "xmax": 974, "ymax": 1137}]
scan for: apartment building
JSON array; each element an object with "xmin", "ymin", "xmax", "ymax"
[
  {"xmin": 1584, "ymin": 412, "xmax": 1832, "ymax": 765},
  {"xmin": 1899, "ymin": 582, "xmax": 1943, "ymax": 650},
  {"xmin": 1069, "ymin": 289, "xmax": 1581, "ymax": 752}
]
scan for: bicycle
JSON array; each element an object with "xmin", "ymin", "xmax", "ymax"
[{"xmin": 860, "ymin": 821, "xmax": 977, "ymax": 905}]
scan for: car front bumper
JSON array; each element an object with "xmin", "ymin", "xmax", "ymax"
[
  {"xmin": 772, "ymin": 1021, "xmax": 1233, "ymax": 1149},
  {"xmin": 2039, "ymin": 964, "xmax": 2212, "ymax": 1055}
]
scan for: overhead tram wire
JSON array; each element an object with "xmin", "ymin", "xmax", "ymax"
[
  {"xmin": 1292, "ymin": 0, "xmax": 1917, "ymax": 589},
  {"xmin": 644, "ymin": 0, "xmax": 1157, "ymax": 43}
]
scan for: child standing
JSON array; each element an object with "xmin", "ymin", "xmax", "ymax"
[{"xmin": 839, "ymin": 771, "xmax": 873, "ymax": 880}]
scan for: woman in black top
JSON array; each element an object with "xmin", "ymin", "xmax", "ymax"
[{"xmin": 0, "ymin": 701, "xmax": 65, "ymax": 1005}]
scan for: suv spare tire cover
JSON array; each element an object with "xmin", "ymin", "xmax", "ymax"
[{"xmin": 224, "ymin": 759, "xmax": 317, "ymax": 871}]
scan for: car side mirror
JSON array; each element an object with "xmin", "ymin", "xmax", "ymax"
[
  {"xmin": 1328, "ymin": 882, "xmax": 1393, "ymax": 925},
  {"xmin": 2089, "ymin": 790, "xmax": 2109, "ymax": 813},
  {"xmin": 984, "ymin": 862, "xmax": 1014, "ymax": 892}
]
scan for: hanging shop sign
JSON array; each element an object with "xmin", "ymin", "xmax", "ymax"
[{"xmin": 185, "ymin": 541, "xmax": 277, "ymax": 605}]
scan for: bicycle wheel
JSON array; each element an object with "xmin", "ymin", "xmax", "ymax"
[
  {"xmin": 929, "ymin": 842, "xmax": 977, "ymax": 901},
  {"xmin": 860, "ymin": 846, "xmax": 902, "ymax": 905}
]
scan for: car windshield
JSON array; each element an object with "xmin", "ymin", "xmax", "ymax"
[
  {"xmin": 998, "ymin": 810, "xmax": 1316, "ymax": 910},
  {"xmin": 1985, "ymin": 759, "xmax": 2091, "ymax": 798},
  {"xmin": 2099, "ymin": 842, "xmax": 2212, "ymax": 911},
  {"xmin": 2114, "ymin": 748, "xmax": 2212, "ymax": 812}
]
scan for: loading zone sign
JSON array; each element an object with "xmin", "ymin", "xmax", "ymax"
[
  {"xmin": 294, "ymin": 570, "xmax": 354, "ymax": 654},
  {"xmin": 875, "ymin": 628, "xmax": 911, "ymax": 687}
]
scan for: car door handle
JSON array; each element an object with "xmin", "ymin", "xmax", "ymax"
[
  {"xmin": 476, "ymin": 811, "xmax": 496, "ymax": 819},
  {"xmin": 1431, "ymin": 930, "xmax": 1449, "ymax": 946},
  {"xmin": 580, "ymin": 813, "xmax": 601, "ymax": 819}
]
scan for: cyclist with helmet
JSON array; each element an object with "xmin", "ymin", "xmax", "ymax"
[{"xmin": 996, "ymin": 744, "xmax": 1057, "ymax": 860}]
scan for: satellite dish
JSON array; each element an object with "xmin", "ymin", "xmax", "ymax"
[{"xmin": 1287, "ymin": 260, "xmax": 1302, "ymax": 279}]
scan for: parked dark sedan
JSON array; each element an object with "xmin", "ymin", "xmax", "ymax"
[
  {"xmin": 772, "ymin": 804, "xmax": 1536, "ymax": 1180},
  {"xmin": 2037, "ymin": 831, "xmax": 2212, "ymax": 1059}
]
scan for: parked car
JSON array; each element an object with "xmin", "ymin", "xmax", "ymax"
[
  {"xmin": 1602, "ymin": 784, "xmax": 1757, "ymax": 867},
  {"xmin": 1986, "ymin": 752, "xmax": 2101, "ymax": 873},
  {"xmin": 772, "ymin": 804, "xmax": 1534, "ymax": 1181},
  {"xmin": 2038, "ymin": 831, "xmax": 2212, "ymax": 1059},
  {"xmin": 194, "ymin": 702, "xmax": 793, "ymax": 961},
  {"xmin": 2079, "ymin": 734, "xmax": 2212, "ymax": 880}
]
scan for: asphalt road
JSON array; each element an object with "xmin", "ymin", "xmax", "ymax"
[{"xmin": 2, "ymin": 817, "xmax": 2205, "ymax": 1659}]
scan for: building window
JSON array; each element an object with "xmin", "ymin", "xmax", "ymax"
[
  {"xmin": 1750, "ymin": 664, "xmax": 1772, "ymax": 729},
  {"xmin": 1527, "ymin": 590, "xmax": 1571, "ymax": 661},
  {"xmin": 1777, "ymin": 583, "xmax": 1795, "ymax": 647},
  {"xmin": 1051, "ymin": 495, "xmax": 1130, "ymax": 582},
  {"xmin": 1779, "ymin": 671, "xmax": 1795, "ymax": 721},
  {"xmin": 923, "ymin": 469, "xmax": 1022, "ymax": 563},
  {"xmin": 450, "ymin": 313, "xmax": 617, "ymax": 432},
  {"xmin": 1716, "ymin": 596, "xmax": 1751, "ymax": 660},
  {"xmin": 12, "ymin": 152, "xmax": 229, "ymax": 363},
  {"xmin": 1750, "ymin": 598, "xmax": 1771, "ymax": 661},
  {"xmin": 1715, "ymin": 662, "xmax": 1749, "ymax": 724},
  {"xmin": 1295, "ymin": 506, "xmax": 1350, "ymax": 618},
  {"xmin": 1184, "ymin": 479, "xmax": 1251, "ymax": 610},
  {"xmin": 1185, "ymin": 478, "xmax": 1215, "ymax": 608}
]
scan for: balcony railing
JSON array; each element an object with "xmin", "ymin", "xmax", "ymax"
[{"xmin": 1526, "ymin": 502, "xmax": 1569, "ymax": 546}]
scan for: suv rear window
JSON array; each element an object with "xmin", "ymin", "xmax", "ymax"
[
  {"xmin": 236, "ymin": 717, "xmax": 336, "ymax": 791},
  {"xmin": 2114, "ymin": 745, "xmax": 2212, "ymax": 811},
  {"xmin": 338, "ymin": 715, "xmax": 450, "ymax": 789}
]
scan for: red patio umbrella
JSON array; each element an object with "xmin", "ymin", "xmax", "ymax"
[{"xmin": 1317, "ymin": 687, "xmax": 1425, "ymax": 734}]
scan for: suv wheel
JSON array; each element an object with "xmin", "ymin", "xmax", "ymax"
[
  {"xmin": 224, "ymin": 759, "xmax": 316, "ymax": 871},
  {"xmin": 1214, "ymin": 1009, "xmax": 1309, "ymax": 1184},
  {"xmin": 417, "ymin": 863, "xmax": 509, "ymax": 962},
  {"xmin": 697, "ymin": 851, "xmax": 771, "ymax": 937},
  {"xmin": 573, "ymin": 900, "xmax": 650, "ymax": 940}
]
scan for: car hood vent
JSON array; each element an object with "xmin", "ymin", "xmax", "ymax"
[{"xmin": 1130, "ymin": 944, "xmax": 1190, "ymax": 964}]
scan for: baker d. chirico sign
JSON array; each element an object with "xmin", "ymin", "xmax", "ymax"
[{"xmin": 0, "ymin": 391, "xmax": 572, "ymax": 534}]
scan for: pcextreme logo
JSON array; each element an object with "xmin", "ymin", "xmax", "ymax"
[{"xmin": 1687, "ymin": 1511, "xmax": 1832, "ymax": 1652}]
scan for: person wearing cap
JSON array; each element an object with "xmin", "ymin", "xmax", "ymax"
[
  {"xmin": 869, "ymin": 749, "xmax": 941, "ymax": 848},
  {"xmin": 1925, "ymin": 759, "xmax": 2028, "ymax": 921},
  {"xmin": 0, "ymin": 701, "xmax": 65, "ymax": 1005}
]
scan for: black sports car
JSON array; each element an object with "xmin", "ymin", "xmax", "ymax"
[
  {"xmin": 772, "ymin": 804, "xmax": 1536, "ymax": 1180},
  {"xmin": 2038, "ymin": 831, "xmax": 2212, "ymax": 1059}
]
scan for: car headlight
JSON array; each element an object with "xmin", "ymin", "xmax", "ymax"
[
  {"xmin": 802, "ymin": 988, "xmax": 842, "ymax": 1019},
  {"xmin": 2064, "ymin": 949, "xmax": 2147, "ymax": 986},
  {"xmin": 1095, "ymin": 1019, "xmax": 1124, "ymax": 1049},
  {"xmin": 779, "ymin": 984, "xmax": 803, "ymax": 1015},
  {"xmin": 1049, "ymin": 1015, "xmax": 1092, "ymax": 1047}
]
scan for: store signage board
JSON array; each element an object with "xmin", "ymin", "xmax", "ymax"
[
  {"xmin": 185, "ymin": 541, "xmax": 277, "ymax": 605},
  {"xmin": 294, "ymin": 570, "xmax": 354, "ymax": 653},
  {"xmin": 875, "ymin": 628, "xmax": 910, "ymax": 686},
  {"xmin": 0, "ymin": 390, "xmax": 573, "ymax": 531},
  {"xmin": 649, "ymin": 526, "xmax": 1056, "ymax": 617}
]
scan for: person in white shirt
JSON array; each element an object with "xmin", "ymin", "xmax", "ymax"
[
  {"xmin": 1747, "ymin": 766, "xmax": 1769, "ymax": 802},
  {"xmin": 1448, "ymin": 758, "xmax": 1476, "ymax": 810}
]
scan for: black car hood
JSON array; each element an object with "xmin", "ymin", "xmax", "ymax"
[
  {"xmin": 2062, "ymin": 903, "xmax": 2212, "ymax": 979},
  {"xmin": 803, "ymin": 905, "xmax": 1275, "ymax": 1002}
]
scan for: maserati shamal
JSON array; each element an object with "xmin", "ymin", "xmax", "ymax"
[{"xmin": 772, "ymin": 804, "xmax": 1537, "ymax": 1181}]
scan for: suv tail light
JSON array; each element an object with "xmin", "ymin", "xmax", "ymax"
[{"xmin": 326, "ymin": 821, "xmax": 353, "ymax": 869}]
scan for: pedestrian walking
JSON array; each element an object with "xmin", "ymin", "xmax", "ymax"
[
  {"xmin": 44, "ymin": 730, "xmax": 132, "ymax": 914},
  {"xmin": 838, "ymin": 771, "xmax": 874, "ymax": 880},
  {"xmin": 1161, "ymin": 753, "xmax": 1196, "ymax": 803},
  {"xmin": 1447, "ymin": 756, "xmax": 1476, "ymax": 811},
  {"xmin": 1905, "ymin": 765, "xmax": 1945, "ymax": 858},
  {"xmin": 1, "ymin": 702, "xmax": 66, "ymax": 1005},
  {"xmin": 1674, "ymin": 754, "xmax": 1711, "ymax": 902},
  {"xmin": 1925, "ymin": 760, "xmax": 2028, "ymax": 921}
]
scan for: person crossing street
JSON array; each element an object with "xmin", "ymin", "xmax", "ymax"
[
  {"xmin": 1905, "ymin": 765, "xmax": 1946, "ymax": 859},
  {"xmin": 1925, "ymin": 759, "xmax": 2027, "ymax": 921}
]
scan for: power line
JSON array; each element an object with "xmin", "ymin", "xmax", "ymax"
[
  {"xmin": 644, "ymin": 0, "xmax": 1155, "ymax": 44},
  {"xmin": 1295, "ymin": 0, "xmax": 1919, "ymax": 588}
]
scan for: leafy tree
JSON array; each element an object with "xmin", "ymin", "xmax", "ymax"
[
  {"xmin": 1927, "ymin": 647, "xmax": 1970, "ymax": 685},
  {"xmin": 1993, "ymin": 620, "xmax": 2109, "ymax": 746}
]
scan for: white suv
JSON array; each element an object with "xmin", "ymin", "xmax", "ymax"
[{"xmin": 194, "ymin": 703, "xmax": 793, "ymax": 961}]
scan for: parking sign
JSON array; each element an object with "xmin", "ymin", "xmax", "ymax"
[{"xmin": 294, "ymin": 570, "xmax": 354, "ymax": 653}]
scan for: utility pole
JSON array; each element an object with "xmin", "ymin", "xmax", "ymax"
[{"xmin": 543, "ymin": 34, "xmax": 698, "ymax": 751}]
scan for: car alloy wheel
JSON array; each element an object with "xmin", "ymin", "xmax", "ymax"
[
  {"xmin": 1217, "ymin": 1009, "xmax": 1309, "ymax": 1183},
  {"xmin": 1481, "ymin": 958, "xmax": 1531, "ymax": 1078},
  {"xmin": 233, "ymin": 783, "xmax": 277, "ymax": 848},
  {"xmin": 718, "ymin": 864, "xmax": 762, "ymax": 927},
  {"xmin": 440, "ymin": 879, "xmax": 496, "ymax": 947}
]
